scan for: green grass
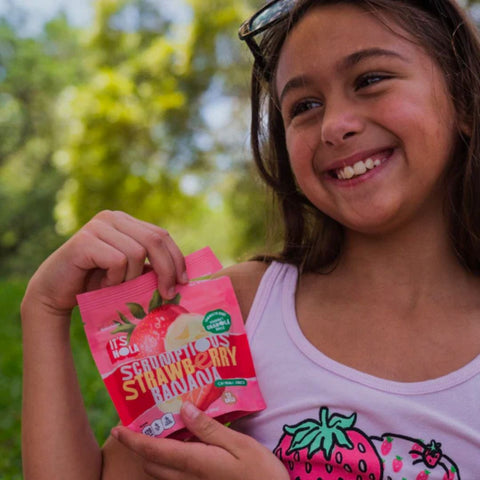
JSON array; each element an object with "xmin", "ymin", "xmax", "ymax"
[
  {"xmin": 0, "ymin": 280, "xmax": 25, "ymax": 480},
  {"xmin": 0, "ymin": 279, "xmax": 117, "ymax": 480}
]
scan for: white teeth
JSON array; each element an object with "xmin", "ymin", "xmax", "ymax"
[
  {"xmin": 344, "ymin": 166, "xmax": 355, "ymax": 179},
  {"xmin": 335, "ymin": 157, "xmax": 383, "ymax": 180},
  {"xmin": 353, "ymin": 161, "xmax": 367, "ymax": 175}
]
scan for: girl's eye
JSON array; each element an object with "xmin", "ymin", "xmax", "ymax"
[
  {"xmin": 289, "ymin": 99, "xmax": 323, "ymax": 119},
  {"xmin": 355, "ymin": 73, "xmax": 391, "ymax": 90}
]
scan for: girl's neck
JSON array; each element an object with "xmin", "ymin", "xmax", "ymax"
[
  {"xmin": 298, "ymin": 215, "xmax": 480, "ymax": 382},
  {"xmin": 335, "ymin": 215, "xmax": 473, "ymax": 298}
]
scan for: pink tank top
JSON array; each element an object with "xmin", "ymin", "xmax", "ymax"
[{"xmin": 233, "ymin": 261, "xmax": 480, "ymax": 479}]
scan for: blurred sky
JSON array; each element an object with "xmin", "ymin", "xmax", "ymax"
[
  {"xmin": 0, "ymin": 0, "xmax": 94, "ymax": 33},
  {"xmin": 0, "ymin": 0, "xmax": 193, "ymax": 35}
]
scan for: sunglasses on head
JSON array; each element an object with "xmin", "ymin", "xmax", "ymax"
[
  {"xmin": 238, "ymin": 0, "xmax": 295, "ymax": 72},
  {"xmin": 238, "ymin": 0, "xmax": 457, "ymax": 75}
]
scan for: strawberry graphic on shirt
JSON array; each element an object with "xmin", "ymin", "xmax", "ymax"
[
  {"xmin": 371, "ymin": 434, "xmax": 461, "ymax": 479},
  {"xmin": 112, "ymin": 290, "xmax": 188, "ymax": 356},
  {"xmin": 273, "ymin": 409, "xmax": 462, "ymax": 480},
  {"xmin": 422, "ymin": 440, "xmax": 443, "ymax": 468},
  {"xmin": 381, "ymin": 436, "xmax": 393, "ymax": 456},
  {"xmin": 392, "ymin": 455, "xmax": 403, "ymax": 472},
  {"xmin": 417, "ymin": 470, "xmax": 431, "ymax": 480},
  {"xmin": 273, "ymin": 407, "xmax": 383, "ymax": 479}
]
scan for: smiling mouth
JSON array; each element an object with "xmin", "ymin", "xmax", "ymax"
[{"xmin": 329, "ymin": 149, "xmax": 393, "ymax": 180}]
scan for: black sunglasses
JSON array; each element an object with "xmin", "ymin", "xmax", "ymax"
[
  {"xmin": 239, "ymin": 0, "xmax": 458, "ymax": 74},
  {"xmin": 238, "ymin": 0, "xmax": 296, "ymax": 72}
]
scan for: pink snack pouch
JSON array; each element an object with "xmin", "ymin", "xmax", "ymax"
[{"xmin": 77, "ymin": 247, "xmax": 266, "ymax": 439}]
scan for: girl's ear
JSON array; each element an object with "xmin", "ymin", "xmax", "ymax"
[
  {"xmin": 459, "ymin": 122, "xmax": 472, "ymax": 139},
  {"xmin": 457, "ymin": 111, "xmax": 472, "ymax": 139}
]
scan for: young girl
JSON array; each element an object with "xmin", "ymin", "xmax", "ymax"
[{"xmin": 22, "ymin": 0, "xmax": 480, "ymax": 478}]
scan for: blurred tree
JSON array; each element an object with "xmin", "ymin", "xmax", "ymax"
[
  {"xmin": 0, "ymin": 13, "xmax": 85, "ymax": 277},
  {"xmin": 53, "ymin": 0, "xmax": 268, "ymax": 263}
]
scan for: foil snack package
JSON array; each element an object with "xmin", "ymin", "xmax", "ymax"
[{"xmin": 77, "ymin": 247, "xmax": 266, "ymax": 439}]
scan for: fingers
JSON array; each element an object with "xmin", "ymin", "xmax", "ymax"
[
  {"xmin": 111, "ymin": 408, "xmax": 290, "ymax": 480},
  {"xmin": 110, "ymin": 426, "xmax": 224, "ymax": 479},
  {"xmin": 116, "ymin": 213, "xmax": 188, "ymax": 294},
  {"xmin": 180, "ymin": 402, "xmax": 245, "ymax": 455},
  {"xmin": 83, "ymin": 211, "xmax": 187, "ymax": 297},
  {"xmin": 78, "ymin": 223, "xmax": 146, "ymax": 285},
  {"xmin": 180, "ymin": 403, "xmax": 290, "ymax": 480}
]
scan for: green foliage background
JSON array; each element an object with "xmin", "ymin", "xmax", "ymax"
[
  {"xmin": 1, "ymin": 0, "xmax": 479, "ymax": 478},
  {"xmin": 0, "ymin": 0, "xmax": 270, "ymax": 281},
  {"xmin": 1, "ymin": 1, "xmax": 267, "ymax": 477}
]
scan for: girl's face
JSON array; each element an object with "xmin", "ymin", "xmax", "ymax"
[{"xmin": 275, "ymin": 3, "xmax": 459, "ymax": 235}]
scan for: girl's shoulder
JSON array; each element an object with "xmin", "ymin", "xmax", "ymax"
[{"xmin": 212, "ymin": 260, "xmax": 270, "ymax": 322}]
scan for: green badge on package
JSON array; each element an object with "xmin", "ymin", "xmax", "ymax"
[{"xmin": 203, "ymin": 309, "xmax": 231, "ymax": 333}]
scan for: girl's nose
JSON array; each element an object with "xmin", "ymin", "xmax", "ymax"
[{"xmin": 321, "ymin": 102, "xmax": 364, "ymax": 146}]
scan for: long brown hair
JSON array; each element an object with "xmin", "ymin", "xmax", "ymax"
[{"xmin": 249, "ymin": 0, "xmax": 480, "ymax": 273}]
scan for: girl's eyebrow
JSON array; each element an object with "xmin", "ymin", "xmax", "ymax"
[
  {"xmin": 279, "ymin": 47, "xmax": 408, "ymax": 106},
  {"xmin": 340, "ymin": 47, "xmax": 408, "ymax": 71}
]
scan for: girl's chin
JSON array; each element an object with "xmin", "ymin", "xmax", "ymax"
[
  {"xmin": 317, "ymin": 191, "xmax": 407, "ymax": 235},
  {"xmin": 334, "ymin": 210, "xmax": 405, "ymax": 236}
]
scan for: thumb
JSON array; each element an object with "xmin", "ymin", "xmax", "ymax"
[{"xmin": 180, "ymin": 401, "xmax": 234, "ymax": 448}]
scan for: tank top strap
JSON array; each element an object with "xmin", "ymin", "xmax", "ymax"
[{"xmin": 245, "ymin": 261, "xmax": 298, "ymax": 338}]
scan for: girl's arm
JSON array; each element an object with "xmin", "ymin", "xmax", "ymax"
[
  {"xmin": 21, "ymin": 210, "xmax": 186, "ymax": 480},
  {"xmin": 21, "ymin": 306, "xmax": 103, "ymax": 479}
]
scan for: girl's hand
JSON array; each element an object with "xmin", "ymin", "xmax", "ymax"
[
  {"xmin": 111, "ymin": 402, "xmax": 289, "ymax": 480},
  {"xmin": 24, "ymin": 210, "xmax": 187, "ymax": 318}
]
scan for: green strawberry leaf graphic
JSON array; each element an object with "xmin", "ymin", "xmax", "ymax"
[
  {"xmin": 285, "ymin": 407, "xmax": 355, "ymax": 461},
  {"xmin": 127, "ymin": 302, "xmax": 147, "ymax": 319},
  {"xmin": 111, "ymin": 311, "xmax": 136, "ymax": 340},
  {"xmin": 286, "ymin": 422, "xmax": 322, "ymax": 451},
  {"xmin": 168, "ymin": 293, "xmax": 181, "ymax": 305},
  {"xmin": 148, "ymin": 290, "xmax": 162, "ymax": 312}
]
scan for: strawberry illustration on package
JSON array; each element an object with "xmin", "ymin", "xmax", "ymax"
[{"xmin": 77, "ymin": 247, "xmax": 266, "ymax": 439}]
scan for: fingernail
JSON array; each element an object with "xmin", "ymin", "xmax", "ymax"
[
  {"xmin": 168, "ymin": 287, "xmax": 176, "ymax": 298},
  {"xmin": 182, "ymin": 401, "xmax": 200, "ymax": 420},
  {"xmin": 111, "ymin": 427, "xmax": 120, "ymax": 439},
  {"xmin": 181, "ymin": 272, "xmax": 189, "ymax": 284}
]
